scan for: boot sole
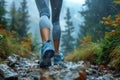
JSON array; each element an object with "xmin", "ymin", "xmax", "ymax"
[{"xmin": 40, "ymin": 50, "xmax": 54, "ymax": 68}]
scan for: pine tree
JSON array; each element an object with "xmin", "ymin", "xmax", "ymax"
[
  {"xmin": 78, "ymin": 0, "xmax": 120, "ymax": 42},
  {"xmin": 0, "ymin": 0, "xmax": 6, "ymax": 28},
  {"xmin": 9, "ymin": 1, "xmax": 17, "ymax": 31},
  {"xmin": 18, "ymin": 0, "xmax": 30, "ymax": 38},
  {"xmin": 61, "ymin": 8, "xmax": 75, "ymax": 55}
]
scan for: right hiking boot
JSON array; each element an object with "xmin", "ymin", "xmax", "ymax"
[{"xmin": 40, "ymin": 40, "xmax": 54, "ymax": 68}]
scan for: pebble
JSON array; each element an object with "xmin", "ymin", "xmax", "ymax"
[{"xmin": 0, "ymin": 54, "xmax": 120, "ymax": 80}]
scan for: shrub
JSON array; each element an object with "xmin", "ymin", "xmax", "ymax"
[
  {"xmin": 65, "ymin": 42, "xmax": 102, "ymax": 64},
  {"xmin": 110, "ymin": 46, "xmax": 120, "ymax": 71},
  {"xmin": 0, "ymin": 26, "xmax": 33, "ymax": 59},
  {"xmin": 97, "ymin": 14, "xmax": 120, "ymax": 64}
]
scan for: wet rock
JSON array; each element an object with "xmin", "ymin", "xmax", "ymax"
[
  {"xmin": 2, "ymin": 54, "xmax": 40, "ymax": 80},
  {"xmin": 29, "ymin": 53, "xmax": 38, "ymax": 61},
  {"xmin": 63, "ymin": 71, "xmax": 79, "ymax": 80},
  {"xmin": 91, "ymin": 65, "xmax": 99, "ymax": 70},
  {"xmin": 18, "ymin": 77, "xmax": 34, "ymax": 80},
  {"xmin": 113, "ymin": 73, "xmax": 120, "ymax": 78},
  {"xmin": 7, "ymin": 54, "xmax": 20, "ymax": 67},
  {"xmin": 0, "ymin": 76, "xmax": 4, "ymax": 80},
  {"xmin": 102, "ymin": 74, "xmax": 114, "ymax": 80},
  {"xmin": 86, "ymin": 68, "xmax": 98, "ymax": 75},
  {"xmin": 87, "ymin": 76, "xmax": 96, "ymax": 80},
  {"xmin": 1, "ymin": 54, "xmax": 120, "ymax": 80},
  {"xmin": 28, "ymin": 72, "xmax": 40, "ymax": 80},
  {"xmin": 0, "ymin": 64, "xmax": 18, "ymax": 80},
  {"xmin": 107, "ymin": 64, "xmax": 116, "ymax": 71}
]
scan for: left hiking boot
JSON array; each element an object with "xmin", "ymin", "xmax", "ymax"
[
  {"xmin": 54, "ymin": 52, "xmax": 64, "ymax": 65},
  {"xmin": 40, "ymin": 40, "xmax": 54, "ymax": 68}
]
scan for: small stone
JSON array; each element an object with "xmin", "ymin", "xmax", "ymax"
[
  {"xmin": 113, "ymin": 73, "xmax": 120, "ymax": 78},
  {"xmin": 0, "ymin": 64, "xmax": 18, "ymax": 79}
]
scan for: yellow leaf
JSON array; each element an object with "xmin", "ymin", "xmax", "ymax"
[
  {"xmin": 102, "ymin": 15, "xmax": 111, "ymax": 21},
  {"xmin": 105, "ymin": 32, "xmax": 111, "ymax": 38},
  {"xmin": 104, "ymin": 21, "xmax": 112, "ymax": 25},
  {"xmin": 83, "ymin": 36, "xmax": 91, "ymax": 43},
  {"xmin": 114, "ymin": 1, "xmax": 120, "ymax": 4},
  {"xmin": 112, "ymin": 24, "xmax": 119, "ymax": 27},
  {"xmin": 115, "ymin": 14, "xmax": 120, "ymax": 18}
]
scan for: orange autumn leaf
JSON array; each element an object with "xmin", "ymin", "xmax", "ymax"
[
  {"xmin": 0, "ymin": 29, "xmax": 6, "ymax": 34},
  {"xmin": 111, "ymin": 30, "xmax": 118, "ymax": 35},
  {"xmin": 115, "ymin": 14, "xmax": 120, "ymax": 18},
  {"xmin": 79, "ymin": 71, "xmax": 86, "ymax": 80},
  {"xmin": 115, "ymin": 17, "xmax": 120, "ymax": 22},
  {"xmin": 20, "ymin": 41, "xmax": 32, "ymax": 47},
  {"xmin": 0, "ymin": 24, "xmax": 5, "ymax": 29},
  {"xmin": 83, "ymin": 36, "xmax": 91, "ymax": 43}
]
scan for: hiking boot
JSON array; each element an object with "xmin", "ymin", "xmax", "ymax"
[
  {"xmin": 54, "ymin": 52, "xmax": 64, "ymax": 65},
  {"xmin": 40, "ymin": 40, "xmax": 54, "ymax": 68}
]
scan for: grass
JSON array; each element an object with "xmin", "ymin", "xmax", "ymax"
[
  {"xmin": 0, "ymin": 29, "xmax": 35, "ymax": 59},
  {"xmin": 110, "ymin": 46, "xmax": 120, "ymax": 71},
  {"xmin": 65, "ymin": 42, "xmax": 102, "ymax": 64}
]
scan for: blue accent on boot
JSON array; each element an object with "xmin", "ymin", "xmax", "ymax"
[
  {"xmin": 40, "ymin": 40, "xmax": 54, "ymax": 68},
  {"xmin": 54, "ymin": 52, "xmax": 64, "ymax": 65}
]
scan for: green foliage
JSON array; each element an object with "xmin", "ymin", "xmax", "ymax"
[
  {"xmin": 0, "ymin": 30, "xmax": 33, "ymax": 59},
  {"xmin": 9, "ymin": 1, "xmax": 17, "ymax": 31},
  {"xmin": 17, "ymin": 0, "xmax": 30, "ymax": 38},
  {"xmin": 75, "ymin": 0, "xmax": 120, "ymax": 72},
  {"xmin": 110, "ymin": 46, "xmax": 120, "ymax": 71},
  {"xmin": 0, "ymin": 0, "xmax": 7, "ymax": 27},
  {"xmin": 79, "ymin": 0, "xmax": 120, "ymax": 42},
  {"xmin": 0, "ymin": 35, "xmax": 12, "ymax": 58},
  {"xmin": 31, "ymin": 33, "xmax": 40, "ymax": 54},
  {"xmin": 97, "ymin": 13, "xmax": 120, "ymax": 64},
  {"xmin": 9, "ymin": 0, "xmax": 30, "ymax": 38},
  {"xmin": 0, "ymin": 0, "xmax": 37, "ymax": 60},
  {"xmin": 97, "ymin": 32, "xmax": 120, "ymax": 63},
  {"xmin": 65, "ymin": 42, "xmax": 102, "ymax": 64},
  {"xmin": 61, "ymin": 8, "xmax": 75, "ymax": 54},
  {"xmin": 96, "ymin": 39, "xmax": 112, "ymax": 64}
]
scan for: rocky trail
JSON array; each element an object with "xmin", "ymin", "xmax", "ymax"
[{"xmin": 0, "ymin": 54, "xmax": 120, "ymax": 80}]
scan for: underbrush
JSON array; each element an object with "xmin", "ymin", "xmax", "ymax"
[
  {"xmin": 65, "ymin": 42, "xmax": 102, "ymax": 64},
  {"xmin": 0, "ymin": 27, "xmax": 34, "ymax": 59},
  {"xmin": 110, "ymin": 46, "xmax": 120, "ymax": 71}
]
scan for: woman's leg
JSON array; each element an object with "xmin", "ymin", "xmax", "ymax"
[
  {"xmin": 35, "ymin": 0, "xmax": 54, "ymax": 67},
  {"xmin": 50, "ymin": 0, "xmax": 63, "ymax": 54},
  {"xmin": 35, "ymin": 0, "xmax": 51, "ymax": 42}
]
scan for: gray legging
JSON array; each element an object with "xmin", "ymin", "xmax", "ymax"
[{"xmin": 35, "ymin": 0, "xmax": 63, "ymax": 40}]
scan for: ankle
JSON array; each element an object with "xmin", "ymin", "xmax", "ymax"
[
  {"xmin": 42, "ymin": 39, "xmax": 50, "ymax": 43},
  {"xmin": 55, "ymin": 52, "xmax": 59, "ymax": 55}
]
